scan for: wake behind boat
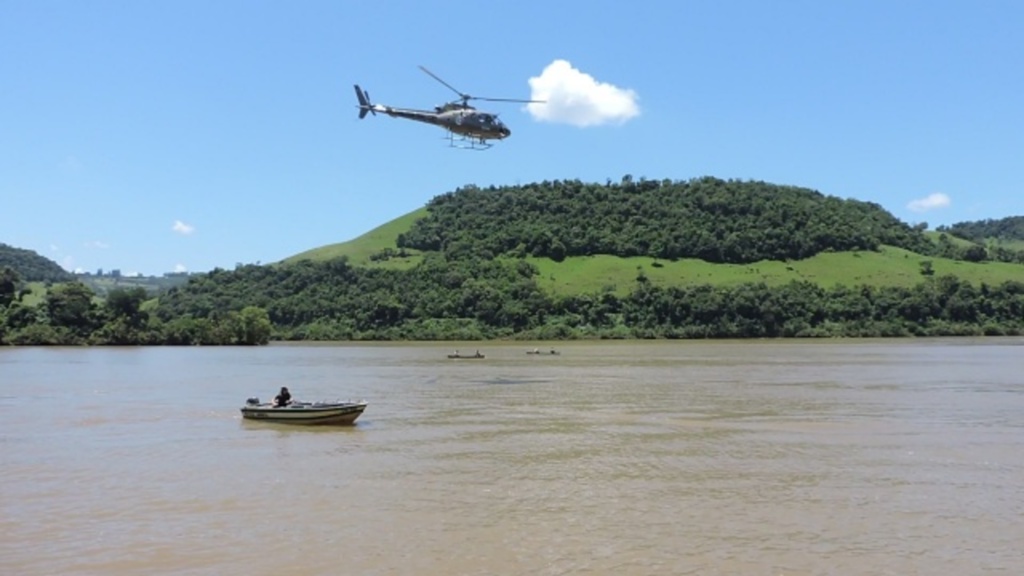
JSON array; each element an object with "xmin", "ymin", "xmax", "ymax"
[{"xmin": 240, "ymin": 398, "xmax": 367, "ymax": 425}]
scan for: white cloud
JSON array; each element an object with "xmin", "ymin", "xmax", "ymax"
[
  {"xmin": 85, "ymin": 240, "xmax": 109, "ymax": 249},
  {"xmin": 907, "ymin": 193, "xmax": 951, "ymax": 212},
  {"xmin": 174, "ymin": 263, "xmax": 187, "ymax": 273},
  {"xmin": 61, "ymin": 255, "xmax": 76, "ymax": 272},
  {"xmin": 526, "ymin": 59, "xmax": 640, "ymax": 127},
  {"xmin": 50, "ymin": 244, "xmax": 59, "ymax": 252},
  {"xmin": 172, "ymin": 220, "xmax": 195, "ymax": 235}
]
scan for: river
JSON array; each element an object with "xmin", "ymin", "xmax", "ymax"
[{"xmin": 2, "ymin": 339, "xmax": 1022, "ymax": 575}]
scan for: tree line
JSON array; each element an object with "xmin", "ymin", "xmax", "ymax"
[
  {"xmin": 1, "ymin": 267, "xmax": 272, "ymax": 345},
  {"xmin": 938, "ymin": 216, "xmax": 1024, "ymax": 243},
  {"xmin": 7, "ymin": 255, "xmax": 1020, "ymax": 345},
  {"xmin": 4, "ymin": 176, "xmax": 1024, "ymax": 345}
]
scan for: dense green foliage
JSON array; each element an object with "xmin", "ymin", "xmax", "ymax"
[
  {"xmin": 939, "ymin": 216, "xmax": 1024, "ymax": 242},
  {"xmin": 0, "ymin": 243, "xmax": 74, "ymax": 282},
  {"xmin": 154, "ymin": 256, "xmax": 548, "ymax": 340},
  {"xmin": 617, "ymin": 274, "xmax": 1024, "ymax": 338},
  {"xmin": 397, "ymin": 177, "xmax": 936, "ymax": 263},
  {"xmin": 4, "ymin": 176, "xmax": 1024, "ymax": 346},
  {"xmin": 0, "ymin": 267, "xmax": 272, "ymax": 345},
  {"xmin": 145, "ymin": 257, "xmax": 1024, "ymax": 340},
  {"xmin": 1, "ymin": 267, "xmax": 18, "ymax": 308},
  {"xmin": 930, "ymin": 216, "xmax": 1024, "ymax": 265}
]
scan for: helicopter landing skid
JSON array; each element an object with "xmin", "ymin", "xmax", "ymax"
[{"xmin": 444, "ymin": 131, "xmax": 493, "ymax": 150}]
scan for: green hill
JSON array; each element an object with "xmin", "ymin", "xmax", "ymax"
[
  {"xmin": 529, "ymin": 248, "xmax": 1024, "ymax": 296},
  {"xmin": 0, "ymin": 243, "xmax": 74, "ymax": 283},
  {"xmin": 396, "ymin": 177, "xmax": 937, "ymax": 263},
  {"xmin": 284, "ymin": 207, "xmax": 427, "ymax": 269},
  {"xmin": 100, "ymin": 176, "xmax": 1024, "ymax": 343},
  {"xmin": 283, "ymin": 178, "xmax": 1024, "ymax": 293},
  {"xmin": 932, "ymin": 217, "xmax": 1024, "ymax": 263},
  {"xmin": 939, "ymin": 216, "xmax": 1024, "ymax": 243},
  {"xmin": 14, "ymin": 176, "xmax": 1019, "ymax": 345}
]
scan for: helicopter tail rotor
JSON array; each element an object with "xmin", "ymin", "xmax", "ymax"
[{"xmin": 354, "ymin": 85, "xmax": 375, "ymax": 119}]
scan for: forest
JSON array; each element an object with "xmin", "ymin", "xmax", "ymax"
[
  {"xmin": 395, "ymin": 177, "xmax": 1024, "ymax": 264},
  {"xmin": 1, "ymin": 266, "xmax": 272, "ymax": 345},
  {"xmin": 937, "ymin": 216, "xmax": 1024, "ymax": 244},
  {"xmin": 3, "ymin": 255, "xmax": 1023, "ymax": 345},
  {"xmin": 2, "ymin": 176, "xmax": 1024, "ymax": 345},
  {"xmin": 0, "ymin": 243, "xmax": 74, "ymax": 283}
]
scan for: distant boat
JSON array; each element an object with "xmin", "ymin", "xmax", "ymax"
[
  {"xmin": 448, "ymin": 351, "xmax": 485, "ymax": 359},
  {"xmin": 526, "ymin": 348, "xmax": 560, "ymax": 355},
  {"xmin": 240, "ymin": 398, "xmax": 367, "ymax": 425}
]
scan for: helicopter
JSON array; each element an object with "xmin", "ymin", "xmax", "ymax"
[{"xmin": 354, "ymin": 65, "xmax": 545, "ymax": 150}]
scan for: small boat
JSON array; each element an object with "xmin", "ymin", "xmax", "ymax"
[
  {"xmin": 240, "ymin": 398, "xmax": 367, "ymax": 425},
  {"xmin": 526, "ymin": 349, "xmax": 560, "ymax": 355},
  {"xmin": 448, "ymin": 351, "xmax": 485, "ymax": 359}
]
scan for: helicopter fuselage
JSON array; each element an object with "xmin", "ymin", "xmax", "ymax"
[
  {"xmin": 353, "ymin": 67, "xmax": 541, "ymax": 149},
  {"xmin": 367, "ymin": 103, "xmax": 511, "ymax": 141}
]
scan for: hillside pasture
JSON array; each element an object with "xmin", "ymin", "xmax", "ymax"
[
  {"xmin": 528, "ymin": 246, "xmax": 1024, "ymax": 296},
  {"xmin": 278, "ymin": 205, "xmax": 1024, "ymax": 297},
  {"xmin": 283, "ymin": 208, "xmax": 427, "ymax": 269},
  {"xmin": 19, "ymin": 282, "xmax": 48, "ymax": 306}
]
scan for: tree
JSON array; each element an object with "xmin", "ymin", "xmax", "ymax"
[
  {"xmin": 236, "ymin": 306, "xmax": 273, "ymax": 345},
  {"xmin": 45, "ymin": 281, "xmax": 99, "ymax": 341},
  {"xmin": 104, "ymin": 287, "xmax": 149, "ymax": 328},
  {"xmin": 962, "ymin": 245, "xmax": 987, "ymax": 262},
  {"xmin": 0, "ymin": 266, "xmax": 19, "ymax": 308}
]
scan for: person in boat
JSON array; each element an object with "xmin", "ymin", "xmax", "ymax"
[{"xmin": 273, "ymin": 386, "xmax": 292, "ymax": 407}]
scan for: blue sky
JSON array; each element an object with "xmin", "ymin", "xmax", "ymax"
[{"xmin": 2, "ymin": 0, "xmax": 1022, "ymax": 276}]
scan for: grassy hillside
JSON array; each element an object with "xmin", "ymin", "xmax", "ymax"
[
  {"xmin": 986, "ymin": 238, "xmax": 1024, "ymax": 251},
  {"xmin": 19, "ymin": 282, "xmax": 48, "ymax": 306},
  {"xmin": 11, "ymin": 275, "xmax": 188, "ymax": 309},
  {"xmin": 923, "ymin": 230, "xmax": 976, "ymax": 248},
  {"xmin": 281, "ymin": 205, "xmax": 1024, "ymax": 295},
  {"xmin": 283, "ymin": 207, "xmax": 427, "ymax": 270},
  {"xmin": 528, "ymin": 247, "xmax": 1024, "ymax": 296},
  {"xmin": 939, "ymin": 215, "xmax": 1024, "ymax": 243}
]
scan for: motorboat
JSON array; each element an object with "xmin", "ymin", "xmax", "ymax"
[
  {"xmin": 240, "ymin": 398, "xmax": 367, "ymax": 425},
  {"xmin": 447, "ymin": 351, "xmax": 485, "ymax": 359},
  {"xmin": 526, "ymin": 348, "xmax": 560, "ymax": 355}
]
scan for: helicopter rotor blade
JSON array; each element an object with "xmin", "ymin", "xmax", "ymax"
[
  {"xmin": 472, "ymin": 96, "xmax": 547, "ymax": 104},
  {"xmin": 418, "ymin": 65, "xmax": 468, "ymax": 100},
  {"xmin": 418, "ymin": 65, "xmax": 546, "ymax": 105}
]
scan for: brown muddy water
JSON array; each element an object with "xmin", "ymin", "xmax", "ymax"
[{"xmin": 2, "ymin": 339, "xmax": 1022, "ymax": 575}]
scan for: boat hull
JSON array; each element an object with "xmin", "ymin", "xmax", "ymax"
[{"xmin": 240, "ymin": 402, "xmax": 367, "ymax": 425}]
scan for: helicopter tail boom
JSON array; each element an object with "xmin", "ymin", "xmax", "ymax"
[{"xmin": 354, "ymin": 85, "xmax": 375, "ymax": 119}]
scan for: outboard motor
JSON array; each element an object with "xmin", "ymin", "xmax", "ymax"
[{"xmin": 246, "ymin": 397, "xmax": 260, "ymax": 406}]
